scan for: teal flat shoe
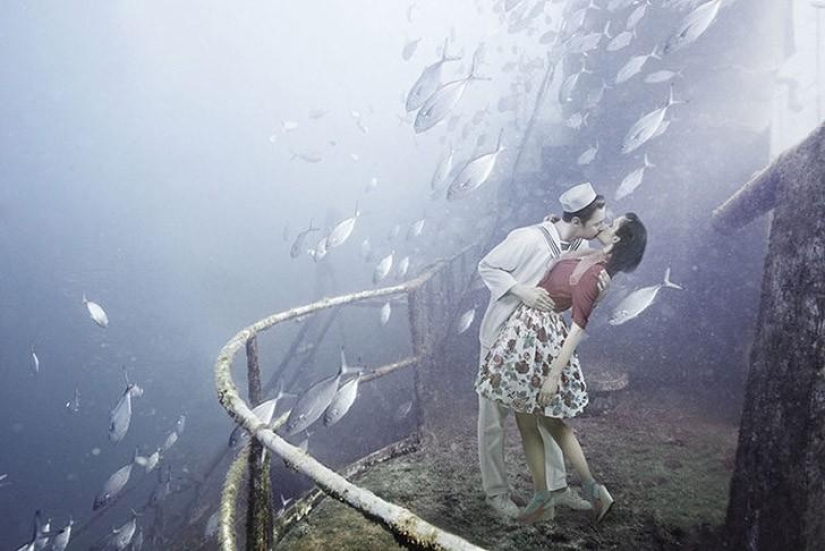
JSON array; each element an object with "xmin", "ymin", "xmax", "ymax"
[{"xmin": 584, "ymin": 481, "xmax": 614, "ymax": 523}]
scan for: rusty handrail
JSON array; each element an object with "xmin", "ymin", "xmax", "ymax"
[{"xmin": 215, "ymin": 257, "xmax": 486, "ymax": 551}]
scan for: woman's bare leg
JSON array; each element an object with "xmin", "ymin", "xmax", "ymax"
[
  {"xmin": 515, "ymin": 413, "xmax": 547, "ymax": 491},
  {"xmin": 538, "ymin": 416, "xmax": 594, "ymax": 487}
]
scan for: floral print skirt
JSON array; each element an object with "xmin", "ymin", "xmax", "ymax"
[{"xmin": 475, "ymin": 304, "xmax": 588, "ymax": 418}]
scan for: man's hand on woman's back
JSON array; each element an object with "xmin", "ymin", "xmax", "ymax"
[{"xmin": 510, "ymin": 284, "xmax": 555, "ymax": 311}]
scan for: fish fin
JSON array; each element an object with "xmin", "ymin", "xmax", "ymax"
[
  {"xmin": 339, "ymin": 347, "xmax": 349, "ymax": 374},
  {"xmin": 663, "ymin": 267, "xmax": 684, "ymax": 290}
]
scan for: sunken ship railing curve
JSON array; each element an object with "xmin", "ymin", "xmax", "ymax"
[{"xmin": 214, "ymin": 245, "xmax": 485, "ymax": 551}]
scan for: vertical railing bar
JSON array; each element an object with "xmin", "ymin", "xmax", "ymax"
[{"xmin": 245, "ymin": 336, "xmax": 272, "ymax": 551}]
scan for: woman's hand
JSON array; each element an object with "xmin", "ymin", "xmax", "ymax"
[{"xmin": 538, "ymin": 373, "xmax": 561, "ymax": 407}]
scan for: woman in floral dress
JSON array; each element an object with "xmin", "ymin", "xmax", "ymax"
[{"xmin": 475, "ymin": 214, "xmax": 647, "ymax": 523}]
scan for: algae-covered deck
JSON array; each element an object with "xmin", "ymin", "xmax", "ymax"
[{"xmin": 279, "ymin": 382, "xmax": 738, "ymax": 550}]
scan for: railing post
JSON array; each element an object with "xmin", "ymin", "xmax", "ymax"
[{"xmin": 245, "ymin": 335, "xmax": 272, "ymax": 551}]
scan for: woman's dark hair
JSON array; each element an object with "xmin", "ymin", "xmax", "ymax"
[
  {"xmin": 562, "ymin": 195, "xmax": 606, "ymax": 224},
  {"xmin": 605, "ymin": 212, "xmax": 646, "ymax": 277}
]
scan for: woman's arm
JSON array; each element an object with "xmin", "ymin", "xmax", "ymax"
[{"xmin": 538, "ymin": 323, "xmax": 586, "ymax": 406}]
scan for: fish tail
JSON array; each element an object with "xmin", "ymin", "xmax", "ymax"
[{"xmin": 663, "ymin": 267, "xmax": 684, "ymax": 290}]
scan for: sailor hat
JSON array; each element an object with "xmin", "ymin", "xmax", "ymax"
[{"xmin": 559, "ymin": 182, "xmax": 597, "ymax": 213}]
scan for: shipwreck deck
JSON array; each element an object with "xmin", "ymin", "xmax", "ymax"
[{"xmin": 277, "ymin": 381, "xmax": 739, "ymax": 550}]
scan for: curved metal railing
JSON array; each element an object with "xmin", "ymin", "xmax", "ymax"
[{"xmin": 214, "ymin": 254, "xmax": 486, "ymax": 551}]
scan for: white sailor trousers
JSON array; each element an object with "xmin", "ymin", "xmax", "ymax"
[{"xmin": 477, "ymin": 346, "xmax": 568, "ymax": 498}]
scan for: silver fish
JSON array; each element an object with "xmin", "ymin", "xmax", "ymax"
[
  {"xmin": 373, "ymin": 252, "xmax": 394, "ymax": 284},
  {"xmin": 162, "ymin": 430, "xmax": 178, "ymax": 451},
  {"xmin": 431, "ymin": 145, "xmax": 454, "ymax": 192},
  {"xmin": 407, "ymin": 219, "xmax": 426, "ymax": 239},
  {"xmin": 563, "ymin": 0, "xmax": 598, "ymax": 35},
  {"xmin": 150, "ymin": 465, "xmax": 173, "ymax": 507},
  {"xmin": 663, "ymin": 0, "xmax": 722, "ymax": 54},
  {"xmin": 229, "ymin": 382, "xmax": 292, "ymax": 447},
  {"xmin": 360, "ymin": 238, "xmax": 372, "ymax": 261},
  {"xmin": 283, "ymin": 349, "xmax": 356, "ymax": 435},
  {"xmin": 616, "ymin": 154, "xmax": 655, "ymax": 200},
  {"xmin": 310, "ymin": 235, "xmax": 329, "ymax": 263},
  {"xmin": 290, "ymin": 219, "xmax": 320, "ymax": 259},
  {"xmin": 205, "ymin": 510, "xmax": 220, "ymax": 539},
  {"xmin": 393, "ymin": 400, "xmax": 413, "ymax": 421},
  {"xmin": 559, "ymin": 60, "xmax": 590, "ymax": 103},
  {"xmin": 607, "ymin": 29, "xmax": 635, "ymax": 52},
  {"xmin": 323, "ymin": 373, "xmax": 361, "ymax": 426},
  {"xmin": 30, "ymin": 346, "xmax": 39, "ymax": 374},
  {"xmin": 109, "ymin": 382, "xmax": 141, "ymax": 443},
  {"xmin": 414, "ymin": 53, "xmax": 489, "ymax": 133},
  {"xmin": 33, "ymin": 512, "xmax": 50, "ymax": 551},
  {"xmin": 276, "ymin": 494, "xmax": 293, "ymax": 518},
  {"xmin": 563, "ymin": 27, "xmax": 605, "ymax": 54},
  {"xmin": 308, "ymin": 108, "xmax": 327, "ymax": 119},
  {"xmin": 290, "ymin": 151, "xmax": 323, "ymax": 163},
  {"xmin": 51, "ymin": 518, "xmax": 74, "ymax": 551},
  {"xmin": 615, "ymin": 47, "xmax": 660, "ymax": 84},
  {"xmin": 626, "ymin": 2, "xmax": 648, "ymax": 29},
  {"xmin": 527, "ymin": 0, "xmax": 547, "ymax": 20},
  {"xmin": 577, "ymin": 141, "xmax": 599, "ymax": 165},
  {"xmin": 402, "ymin": 37, "xmax": 422, "ymax": 61},
  {"xmin": 650, "ymin": 117, "xmax": 674, "ymax": 139},
  {"xmin": 584, "ymin": 79, "xmax": 611, "ymax": 109},
  {"xmin": 380, "ymin": 302, "xmax": 392, "ymax": 326},
  {"xmin": 644, "ymin": 69, "xmax": 683, "ymax": 83},
  {"xmin": 446, "ymin": 129, "xmax": 506, "ymax": 201},
  {"xmin": 327, "ymin": 203, "xmax": 360, "ymax": 249},
  {"xmin": 565, "ymin": 111, "xmax": 589, "ymax": 130},
  {"xmin": 406, "ymin": 38, "xmax": 461, "ymax": 112},
  {"xmin": 83, "ymin": 294, "xmax": 109, "ymax": 328},
  {"xmin": 456, "ymin": 307, "xmax": 476, "ymax": 334},
  {"xmin": 137, "ymin": 449, "xmax": 161, "ymax": 473},
  {"xmin": 93, "ymin": 453, "xmax": 137, "ymax": 510},
  {"xmin": 609, "ymin": 268, "xmax": 683, "ymax": 325},
  {"xmin": 608, "ymin": 0, "xmax": 636, "ymax": 11},
  {"xmin": 621, "ymin": 87, "xmax": 681, "ymax": 154},
  {"xmin": 396, "ymin": 256, "xmax": 410, "ymax": 279},
  {"xmin": 132, "ymin": 528, "xmax": 144, "ymax": 551},
  {"xmin": 176, "ymin": 414, "xmax": 186, "ymax": 435},
  {"xmin": 297, "ymin": 342, "xmax": 315, "ymax": 355},
  {"xmin": 539, "ymin": 29, "xmax": 558, "ymax": 44},
  {"xmin": 108, "ymin": 514, "xmax": 137, "ymax": 551}
]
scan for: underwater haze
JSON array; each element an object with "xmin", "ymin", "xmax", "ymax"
[{"xmin": 0, "ymin": 0, "xmax": 821, "ymax": 550}]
